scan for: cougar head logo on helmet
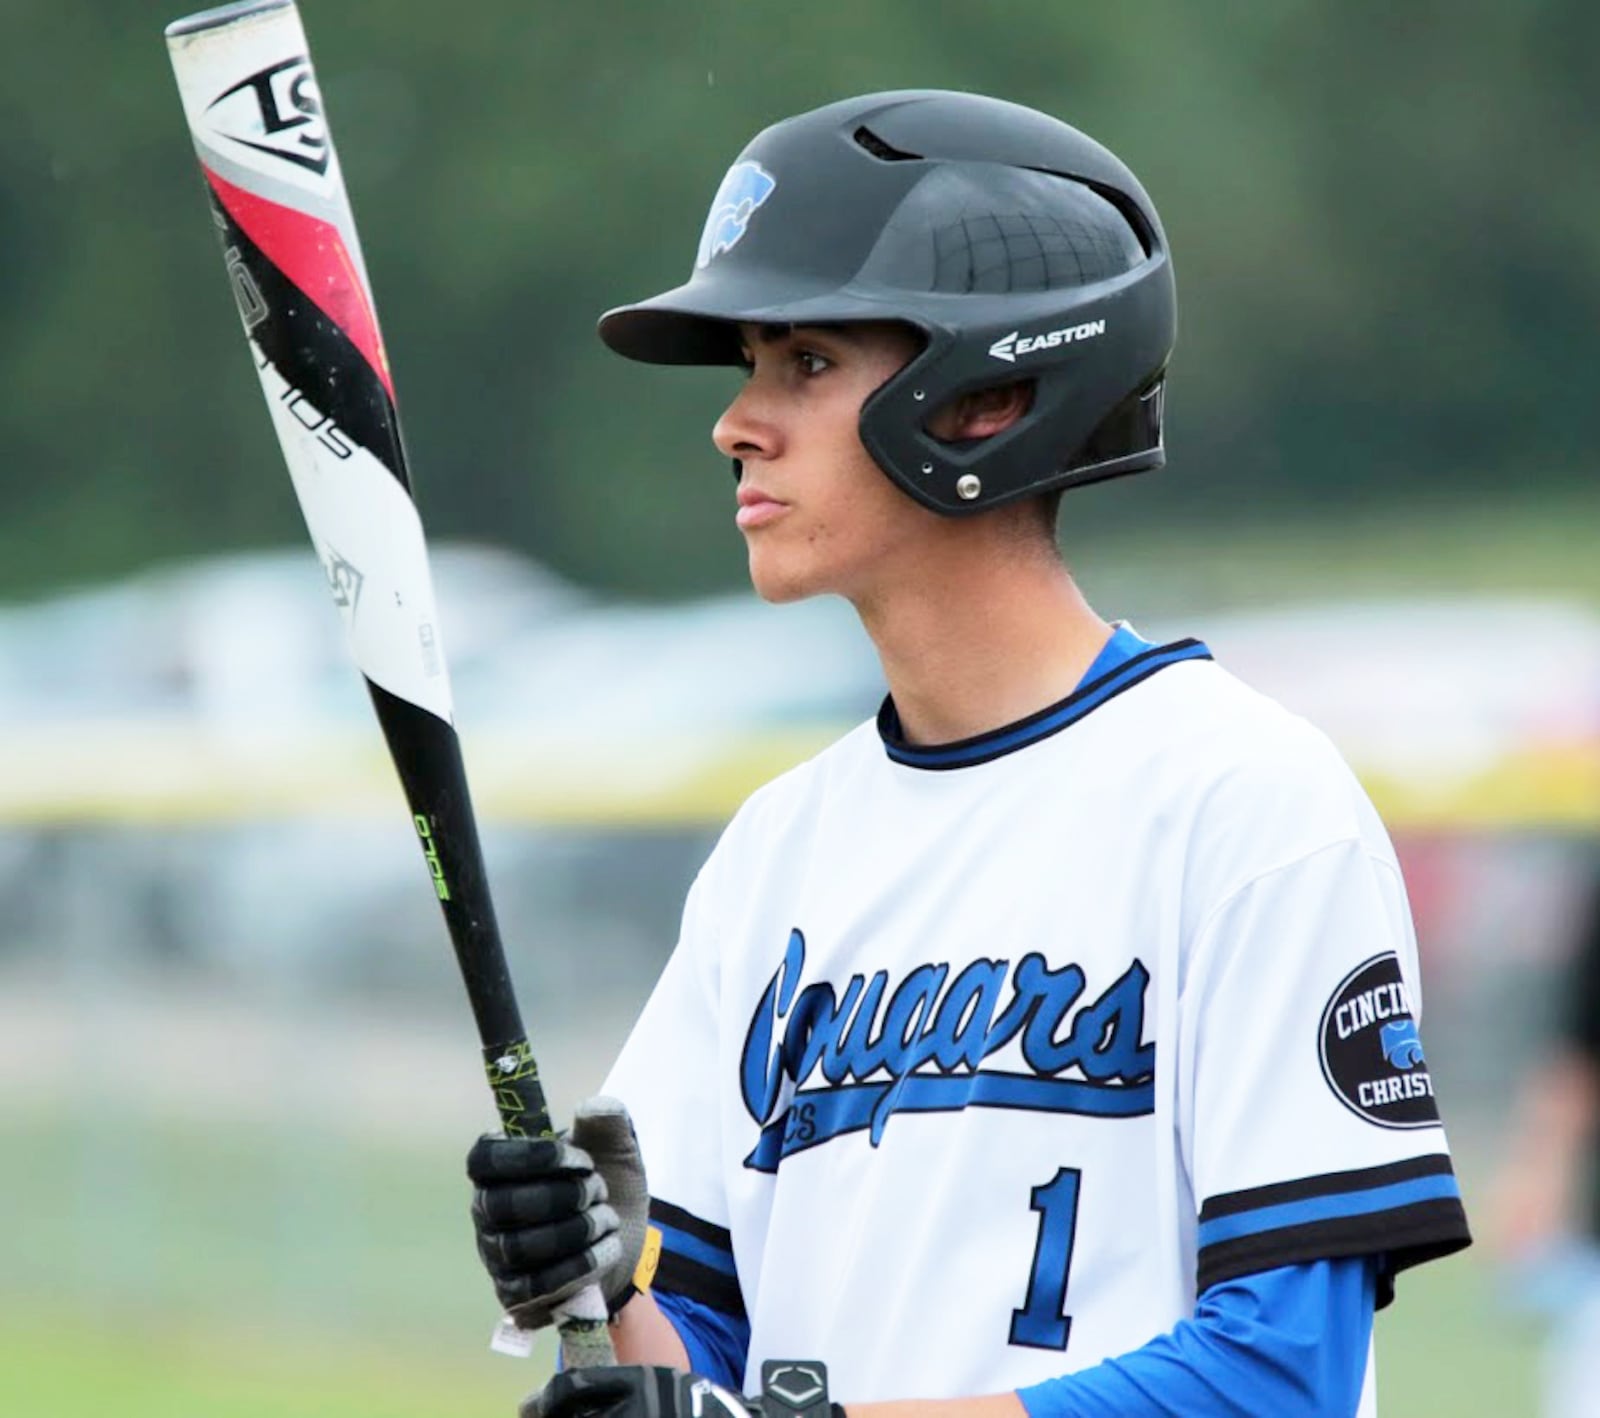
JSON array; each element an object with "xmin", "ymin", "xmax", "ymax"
[
  {"xmin": 599, "ymin": 90, "xmax": 1176, "ymax": 516},
  {"xmin": 696, "ymin": 161, "xmax": 778, "ymax": 269}
]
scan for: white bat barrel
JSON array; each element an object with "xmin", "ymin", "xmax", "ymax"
[
  {"xmin": 166, "ymin": 0, "xmax": 616, "ymax": 1368},
  {"xmin": 167, "ymin": 0, "xmax": 456, "ymax": 726}
]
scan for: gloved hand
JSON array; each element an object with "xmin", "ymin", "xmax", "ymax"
[
  {"xmin": 521, "ymin": 1367, "xmax": 753, "ymax": 1418},
  {"xmin": 521, "ymin": 1363, "xmax": 842, "ymax": 1418},
  {"xmin": 468, "ymin": 1094, "xmax": 649, "ymax": 1330}
]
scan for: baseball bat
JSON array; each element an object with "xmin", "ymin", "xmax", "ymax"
[{"xmin": 165, "ymin": 0, "xmax": 614, "ymax": 1367}]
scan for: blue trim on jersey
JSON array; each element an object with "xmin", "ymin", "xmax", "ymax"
[
  {"xmin": 1016, "ymin": 1257, "xmax": 1376, "ymax": 1418},
  {"xmin": 745, "ymin": 1070, "xmax": 1154, "ymax": 1172},
  {"xmin": 654, "ymin": 1221, "xmax": 739, "ymax": 1278},
  {"xmin": 878, "ymin": 636, "xmax": 1212, "ymax": 770},
  {"xmin": 1197, "ymin": 1172, "xmax": 1462, "ymax": 1248},
  {"xmin": 654, "ymin": 1287, "xmax": 751, "ymax": 1391},
  {"xmin": 1079, "ymin": 623, "xmax": 1156, "ymax": 683}
]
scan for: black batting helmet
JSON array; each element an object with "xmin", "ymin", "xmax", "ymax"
[{"xmin": 599, "ymin": 90, "xmax": 1175, "ymax": 516}]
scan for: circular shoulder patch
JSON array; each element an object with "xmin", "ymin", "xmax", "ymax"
[{"xmin": 1318, "ymin": 952, "xmax": 1439, "ymax": 1129}]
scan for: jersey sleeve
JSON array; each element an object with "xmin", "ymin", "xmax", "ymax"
[
  {"xmin": 1180, "ymin": 833, "xmax": 1471, "ymax": 1305},
  {"xmin": 603, "ymin": 862, "xmax": 747, "ymax": 1320}
]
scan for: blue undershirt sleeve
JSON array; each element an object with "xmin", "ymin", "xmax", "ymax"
[
  {"xmin": 1016, "ymin": 1256, "xmax": 1376, "ymax": 1418},
  {"xmin": 653, "ymin": 1287, "xmax": 753, "ymax": 1391}
]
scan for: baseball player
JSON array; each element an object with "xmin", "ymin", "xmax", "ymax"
[{"xmin": 468, "ymin": 91, "xmax": 1471, "ymax": 1418}]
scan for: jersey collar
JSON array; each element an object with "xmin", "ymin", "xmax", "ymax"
[{"xmin": 876, "ymin": 629, "xmax": 1213, "ymax": 771}]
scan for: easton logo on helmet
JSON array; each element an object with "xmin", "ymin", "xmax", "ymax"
[
  {"xmin": 696, "ymin": 161, "xmax": 777, "ymax": 269},
  {"xmin": 204, "ymin": 57, "xmax": 329, "ymax": 176},
  {"xmin": 988, "ymin": 320, "xmax": 1107, "ymax": 363}
]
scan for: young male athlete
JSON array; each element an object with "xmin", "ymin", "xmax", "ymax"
[{"xmin": 468, "ymin": 91, "xmax": 1471, "ymax": 1418}]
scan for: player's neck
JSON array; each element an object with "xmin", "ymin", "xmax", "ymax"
[{"xmin": 851, "ymin": 547, "xmax": 1111, "ymax": 748}]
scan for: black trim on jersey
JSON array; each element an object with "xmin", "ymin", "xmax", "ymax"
[
  {"xmin": 877, "ymin": 638, "xmax": 1213, "ymax": 770},
  {"xmin": 648, "ymin": 1198, "xmax": 746, "ymax": 1317},
  {"xmin": 650, "ymin": 1198, "xmax": 734, "ymax": 1251},
  {"xmin": 1199, "ymin": 1202, "xmax": 1469, "ymax": 1309},
  {"xmin": 655, "ymin": 1251, "xmax": 746, "ymax": 1316},
  {"xmin": 652, "ymin": 1254, "xmax": 745, "ymax": 1318},
  {"xmin": 1198, "ymin": 1154, "xmax": 1455, "ymax": 1220},
  {"xmin": 1196, "ymin": 1155, "xmax": 1471, "ymax": 1307}
]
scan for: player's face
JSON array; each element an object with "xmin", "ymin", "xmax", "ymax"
[{"xmin": 713, "ymin": 322, "xmax": 944, "ymax": 606}]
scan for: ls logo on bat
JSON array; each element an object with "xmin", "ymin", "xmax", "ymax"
[
  {"xmin": 696, "ymin": 161, "xmax": 776, "ymax": 268},
  {"xmin": 323, "ymin": 548, "xmax": 364, "ymax": 614},
  {"xmin": 205, "ymin": 56, "xmax": 328, "ymax": 176},
  {"xmin": 740, "ymin": 928, "xmax": 1154, "ymax": 1171}
]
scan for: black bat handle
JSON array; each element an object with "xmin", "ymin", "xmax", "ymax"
[
  {"xmin": 368, "ymin": 685, "xmax": 616, "ymax": 1362},
  {"xmin": 367, "ymin": 685, "xmax": 556, "ymax": 1134},
  {"xmin": 481, "ymin": 1037, "xmax": 556, "ymax": 1139}
]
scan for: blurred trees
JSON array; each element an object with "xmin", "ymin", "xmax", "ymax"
[{"xmin": 1, "ymin": 1, "xmax": 1594, "ymax": 598}]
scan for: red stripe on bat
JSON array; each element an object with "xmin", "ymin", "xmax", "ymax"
[{"xmin": 204, "ymin": 166, "xmax": 394, "ymax": 399}]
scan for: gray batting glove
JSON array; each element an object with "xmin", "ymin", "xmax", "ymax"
[{"xmin": 468, "ymin": 1095, "xmax": 649, "ymax": 1331}]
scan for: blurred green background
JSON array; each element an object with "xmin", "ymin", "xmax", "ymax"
[
  {"xmin": 7, "ymin": 1, "xmax": 1599, "ymax": 599},
  {"xmin": 2, "ymin": 2, "xmax": 1597, "ymax": 1415}
]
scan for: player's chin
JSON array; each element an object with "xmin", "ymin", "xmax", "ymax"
[{"xmin": 745, "ymin": 543, "xmax": 825, "ymax": 605}]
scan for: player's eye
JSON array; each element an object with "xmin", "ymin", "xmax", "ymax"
[{"xmin": 795, "ymin": 349, "xmax": 831, "ymax": 377}]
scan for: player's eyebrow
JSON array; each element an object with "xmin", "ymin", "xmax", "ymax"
[
  {"xmin": 749, "ymin": 322, "xmax": 853, "ymax": 345},
  {"xmin": 738, "ymin": 322, "xmax": 856, "ymax": 365}
]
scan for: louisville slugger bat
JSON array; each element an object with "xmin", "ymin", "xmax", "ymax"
[{"xmin": 165, "ymin": 0, "xmax": 614, "ymax": 1367}]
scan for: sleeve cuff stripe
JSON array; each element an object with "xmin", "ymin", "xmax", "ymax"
[
  {"xmin": 656, "ymin": 1221, "xmax": 739, "ymax": 1278},
  {"xmin": 1197, "ymin": 1199, "xmax": 1471, "ymax": 1298},
  {"xmin": 1198, "ymin": 1173, "xmax": 1461, "ymax": 1247},
  {"xmin": 1199, "ymin": 1153, "xmax": 1453, "ymax": 1222},
  {"xmin": 649, "ymin": 1199, "xmax": 733, "ymax": 1252},
  {"xmin": 656, "ymin": 1252, "xmax": 746, "ymax": 1317}
]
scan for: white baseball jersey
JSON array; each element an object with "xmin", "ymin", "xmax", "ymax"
[{"xmin": 605, "ymin": 632, "xmax": 1469, "ymax": 1404}]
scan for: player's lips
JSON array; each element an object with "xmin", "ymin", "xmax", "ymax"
[{"xmin": 735, "ymin": 485, "xmax": 789, "ymax": 530}]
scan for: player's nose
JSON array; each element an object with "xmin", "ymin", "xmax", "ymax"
[{"xmin": 712, "ymin": 382, "xmax": 781, "ymax": 464}]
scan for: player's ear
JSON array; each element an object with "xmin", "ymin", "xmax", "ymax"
[{"xmin": 925, "ymin": 380, "xmax": 1034, "ymax": 442}]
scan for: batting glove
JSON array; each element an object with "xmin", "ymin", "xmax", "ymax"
[
  {"xmin": 522, "ymin": 1361, "xmax": 842, "ymax": 1418},
  {"xmin": 468, "ymin": 1095, "xmax": 649, "ymax": 1330}
]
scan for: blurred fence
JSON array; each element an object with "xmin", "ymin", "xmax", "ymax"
[
  {"xmin": 2, "ymin": 821, "xmax": 1595, "ymax": 1320},
  {"xmin": 0, "ymin": 552, "xmax": 1597, "ymax": 1413}
]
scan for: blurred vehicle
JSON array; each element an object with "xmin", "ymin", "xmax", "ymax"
[
  {"xmin": 0, "ymin": 542, "xmax": 580, "ymax": 728},
  {"xmin": 0, "ymin": 546, "xmax": 877, "ymax": 987},
  {"xmin": 0, "ymin": 556, "xmax": 1595, "ymax": 999}
]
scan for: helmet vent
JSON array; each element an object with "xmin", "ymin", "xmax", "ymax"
[
  {"xmin": 1026, "ymin": 170, "xmax": 1154, "ymax": 257},
  {"xmin": 854, "ymin": 126, "xmax": 922, "ymax": 162}
]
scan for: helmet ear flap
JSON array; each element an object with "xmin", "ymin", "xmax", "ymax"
[
  {"xmin": 1063, "ymin": 382, "xmax": 1165, "ymax": 482},
  {"xmin": 859, "ymin": 244, "xmax": 1174, "ymax": 516}
]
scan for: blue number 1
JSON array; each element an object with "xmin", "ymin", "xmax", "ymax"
[{"xmin": 1008, "ymin": 1167, "xmax": 1082, "ymax": 1350}]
